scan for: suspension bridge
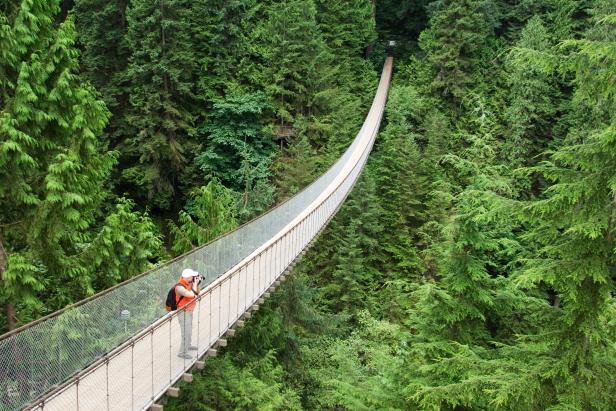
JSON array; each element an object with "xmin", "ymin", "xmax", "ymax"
[{"xmin": 0, "ymin": 57, "xmax": 393, "ymax": 411}]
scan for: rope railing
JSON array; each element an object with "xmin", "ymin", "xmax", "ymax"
[{"xmin": 0, "ymin": 57, "xmax": 393, "ymax": 411}]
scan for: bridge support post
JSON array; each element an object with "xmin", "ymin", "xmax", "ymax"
[{"xmin": 166, "ymin": 387, "xmax": 180, "ymax": 398}]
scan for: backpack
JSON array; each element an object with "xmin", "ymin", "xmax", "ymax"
[{"xmin": 165, "ymin": 283, "xmax": 185, "ymax": 312}]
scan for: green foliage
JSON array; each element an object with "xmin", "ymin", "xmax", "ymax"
[
  {"xmin": 0, "ymin": 0, "xmax": 161, "ymax": 329},
  {"xmin": 301, "ymin": 311, "xmax": 409, "ymax": 410},
  {"xmin": 502, "ymin": 16, "xmax": 559, "ymax": 169},
  {"xmin": 196, "ymin": 91, "xmax": 272, "ymax": 192},
  {"xmin": 120, "ymin": 0, "xmax": 197, "ymax": 210},
  {"xmin": 272, "ymin": 135, "xmax": 318, "ymax": 202},
  {"xmin": 258, "ymin": 0, "xmax": 335, "ymax": 123},
  {"xmin": 373, "ymin": 84, "xmax": 430, "ymax": 282},
  {"xmin": 315, "ymin": 0, "xmax": 376, "ymax": 57},
  {"xmin": 7, "ymin": 0, "xmax": 616, "ymax": 408},
  {"xmin": 419, "ymin": 0, "xmax": 493, "ymax": 101},
  {"xmin": 171, "ymin": 353, "xmax": 302, "ymax": 411},
  {"xmin": 73, "ymin": 0, "xmax": 129, "ymax": 144},
  {"xmin": 312, "ymin": 172, "xmax": 383, "ymax": 316},
  {"xmin": 188, "ymin": 0, "xmax": 260, "ymax": 100},
  {"xmin": 500, "ymin": 4, "xmax": 616, "ymax": 408},
  {"xmin": 169, "ymin": 179, "xmax": 238, "ymax": 256}
]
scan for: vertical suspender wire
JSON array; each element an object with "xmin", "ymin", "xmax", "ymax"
[
  {"xmin": 168, "ymin": 317, "xmax": 172, "ymax": 383},
  {"xmin": 208, "ymin": 288, "xmax": 213, "ymax": 347},
  {"xmin": 150, "ymin": 329, "xmax": 154, "ymax": 401},
  {"xmin": 218, "ymin": 283, "xmax": 222, "ymax": 338},
  {"xmin": 228, "ymin": 276, "xmax": 232, "ymax": 328},
  {"xmin": 196, "ymin": 292, "xmax": 201, "ymax": 355},
  {"xmin": 131, "ymin": 343, "xmax": 134, "ymax": 411},
  {"xmin": 236, "ymin": 267, "xmax": 241, "ymax": 323},
  {"xmin": 105, "ymin": 357, "xmax": 110, "ymax": 411}
]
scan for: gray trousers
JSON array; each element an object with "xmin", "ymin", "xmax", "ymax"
[{"xmin": 177, "ymin": 310, "xmax": 193, "ymax": 353}]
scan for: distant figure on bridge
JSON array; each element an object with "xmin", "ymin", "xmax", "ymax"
[{"xmin": 176, "ymin": 268, "xmax": 202, "ymax": 359}]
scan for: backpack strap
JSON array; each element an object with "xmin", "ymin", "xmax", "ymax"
[{"xmin": 175, "ymin": 282, "xmax": 187, "ymax": 306}]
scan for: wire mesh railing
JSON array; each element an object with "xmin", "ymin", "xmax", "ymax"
[{"xmin": 0, "ymin": 57, "xmax": 393, "ymax": 411}]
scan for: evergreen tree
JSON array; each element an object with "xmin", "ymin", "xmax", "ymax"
[
  {"xmin": 0, "ymin": 0, "xmax": 161, "ymax": 330},
  {"xmin": 419, "ymin": 0, "xmax": 493, "ymax": 101},
  {"xmin": 258, "ymin": 0, "xmax": 336, "ymax": 123},
  {"xmin": 121, "ymin": 0, "xmax": 197, "ymax": 210},
  {"xmin": 404, "ymin": 97, "xmax": 538, "ymax": 409},
  {"xmin": 315, "ymin": 0, "xmax": 376, "ymax": 58},
  {"xmin": 272, "ymin": 134, "xmax": 318, "ymax": 202},
  {"xmin": 501, "ymin": 16, "xmax": 559, "ymax": 170},
  {"xmin": 169, "ymin": 179, "xmax": 238, "ymax": 256},
  {"xmin": 319, "ymin": 172, "xmax": 383, "ymax": 315},
  {"xmin": 73, "ymin": 0, "xmax": 130, "ymax": 145},
  {"xmin": 189, "ymin": 0, "xmax": 260, "ymax": 100},
  {"xmin": 374, "ymin": 85, "xmax": 429, "ymax": 280},
  {"xmin": 304, "ymin": 312, "xmax": 409, "ymax": 410},
  {"xmin": 492, "ymin": 4, "xmax": 616, "ymax": 408},
  {"xmin": 195, "ymin": 91, "xmax": 271, "ymax": 192}
]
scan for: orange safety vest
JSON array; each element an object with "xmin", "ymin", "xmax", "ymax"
[{"xmin": 175, "ymin": 277, "xmax": 197, "ymax": 312}]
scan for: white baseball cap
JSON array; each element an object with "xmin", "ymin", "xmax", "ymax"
[{"xmin": 181, "ymin": 268, "xmax": 200, "ymax": 279}]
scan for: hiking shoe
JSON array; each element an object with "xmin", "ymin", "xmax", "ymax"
[
  {"xmin": 188, "ymin": 345, "xmax": 198, "ymax": 351},
  {"xmin": 177, "ymin": 352, "xmax": 192, "ymax": 359}
]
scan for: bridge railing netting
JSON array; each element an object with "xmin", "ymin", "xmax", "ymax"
[{"xmin": 0, "ymin": 58, "xmax": 392, "ymax": 411}]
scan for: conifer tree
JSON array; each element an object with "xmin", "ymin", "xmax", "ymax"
[
  {"xmin": 121, "ymin": 0, "xmax": 197, "ymax": 210},
  {"xmin": 0, "ymin": 0, "xmax": 161, "ymax": 330},
  {"xmin": 419, "ymin": 0, "xmax": 492, "ymax": 101},
  {"xmin": 495, "ymin": 4, "xmax": 616, "ymax": 408},
  {"xmin": 404, "ymin": 97, "xmax": 536, "ymax": 409},
  {"xmin": 196, "ymin": 92, "xmax": 271, "ymax": 191},
  {"xmin": 502, "ymin": 16, "xmax": 559, "ymax": 169},
  {"xmin": 374, "ymin": 85, "xmax": 429, "ymax": 280},
  {"xmin": 273, "ymin": 135, "xmax": 318, "ymax": 202},
  {"xmin": 319, "ymin": 173, "xmax": 383, "ymax": 315},
  {"xmin": 315, "ymin": 0, "xmax": 376, "ymax": 58},
  {"xmin": 259, "ymin": 0, "xmax": 335, "ymax": 123},
  {"xmin": 169, "ymin": 179, "xmax": 238, "ymax": 256},
  {"xmin": 188, "ymin": 0, "xmax": 260, "ymax": 99},
  {"xmin": 73, "ymin": 0, "xmax": 130, "ymax": 145}
]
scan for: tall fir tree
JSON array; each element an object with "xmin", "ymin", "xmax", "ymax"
[
  {"xmin": 258, "ymin": 0, "xmax": 336, "ymax": 124},
  {"xmin": 0, "ymin": 0, "xmax": 161, "ymax": 330},
  {"xmin": 318, "ymin": 172, "xmax": 383, "ymax": 315},
  {"xmin": 315, "ymin": 0, "xmax": 376, "ymax": 58},
  {"xmin": 169, "ymin": 179, "xmax": 238, "ymax": 256},
  {"xmin": 419, "ymin": 0, "xmax": 493, "ymax": 102},
  {"xmin": 501, "ymin": 16, "xmax": 559, "ymax": 170},
  {"xmin": 497, "ymin": 3, "xmax": 616, "ymax": 408},
  {"xmin": 121, "ymin": 0, "xmax": 197, "ymax": 210},
  {"xmin": 189, "ymin": 0, "xmax": 260, "ymax": 100},
  {"xmin": 73, "ymin": 0, "xmax": 130, "ymax": 146}
]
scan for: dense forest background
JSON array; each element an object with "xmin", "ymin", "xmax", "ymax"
[{"xmin": 2, "ymin": 0, "xmax": 616, "ymax": 409}]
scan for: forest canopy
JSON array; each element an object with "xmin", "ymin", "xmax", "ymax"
[{"xmin": 1, "ymin": 0, "xmax": 616, "ymax": 409}]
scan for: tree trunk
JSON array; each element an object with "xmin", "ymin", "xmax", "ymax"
[{"xmin": 0, "ymin": 233, "xmax": 17, "ymax": 330}]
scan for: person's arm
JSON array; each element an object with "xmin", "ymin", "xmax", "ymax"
[{"xmin": 175, "ymin": 284, "xmax": 195, "ymax": 298}]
